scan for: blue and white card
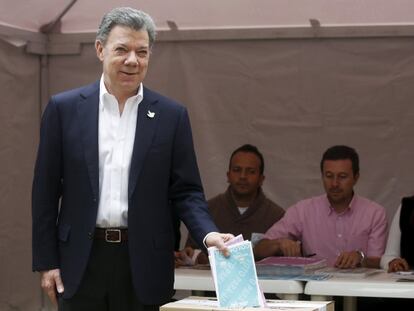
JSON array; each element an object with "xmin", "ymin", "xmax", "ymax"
[{"xmin": 208, "ymin": 239, "xmax": 264, "ymax": 308}]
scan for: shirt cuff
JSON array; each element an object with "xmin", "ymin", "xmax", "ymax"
[
  {"xmin": 380, "ymin": 255, "xmax": 398, "ymax": 269},
  {"xmin": 203, "ymin": 231, "xmax": 218, "ymax": 248}
]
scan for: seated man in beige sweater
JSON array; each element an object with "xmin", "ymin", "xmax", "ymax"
[{"xmin": 176, "ymin": 144, "xmax": 285, "ymax": 265}]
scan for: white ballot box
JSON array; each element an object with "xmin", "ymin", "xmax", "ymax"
[{"xmin": 161, "ymin": 296, "xmax": 334, "ymax": 311}]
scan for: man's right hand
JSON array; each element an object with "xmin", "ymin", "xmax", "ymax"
[
  {"xmin": 40, "ymin": 269, "xmax": 64, "ymax": 307},
  {"xmin": 277, "ymin": 239, "xmax": 302, "ymax": 257},
  {"xmin": 254, "ymin": 238, "xmax": 301, "ymax": 260},
  {"xmin": 205, "ymin": 232, "xmax": 234, "ymax": 257}
]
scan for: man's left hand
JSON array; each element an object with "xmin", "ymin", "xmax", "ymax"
[
  {"xmin": 334, "ymin": 251, "xmax": 362, "ymax": 268},
  {"xmin": 388, "ymin": 257, "xmax": 409, "ymax": 273},
  {"xmin": 205, "ymin": 232, "xmax": 234, "ymax": 257}
]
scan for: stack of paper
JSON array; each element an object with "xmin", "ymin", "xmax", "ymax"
[
  {"xmin": 315, "ymin": 267, "xmax": 382, "ymax": 278},
  {"xmin": 208, "ymin": 235, "xmax": 265, "ymax": 308},
  {"xmin": 392, "ymin": 271, "xmax": 414, "ymax": 282},
  {"xmin": 256, "ymin": 256, "xmax": 327, "ymax": 277}
]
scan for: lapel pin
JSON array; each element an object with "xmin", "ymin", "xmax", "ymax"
[{"xmin": 147, "ymin": 110, "xmax": 155, "ymax": 119}]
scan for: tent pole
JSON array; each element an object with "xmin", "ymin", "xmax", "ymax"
[
  {"xmin": 40, "ymin": 0, "xmax": 77, "ymax": 34},
  {"xmin": 40, "ymin": 54, "xmax": 49, "ymax": 113}
]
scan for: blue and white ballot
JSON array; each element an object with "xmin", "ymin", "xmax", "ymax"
[{"xmin": 208, "ymin": 236, "xmax": 265, "ymax": 308}]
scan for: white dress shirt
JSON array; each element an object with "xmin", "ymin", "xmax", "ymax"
[
  {"xmin": 380, "ymin": 204, "xmax": 402, "ymax": 269},
  {"xmin": 96, "ymin": 77, "xmax": 143, "ymax": 228}
]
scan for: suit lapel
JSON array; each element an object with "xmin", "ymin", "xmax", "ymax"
[
  {"xmin": 78, "ymin": 82, "xmax": 100, "ymax": 200},
  {"xmin": 128, "ymin": 88, "xmax": 160, "ymax": 199}
]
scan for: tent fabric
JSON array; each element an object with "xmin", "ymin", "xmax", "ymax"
[
  {"xmin": 0, "ymin": 40, "xmax": 41, "ymax": 311},
  {"xmin": 2, "ymin": 2, "xmax": 414, "ymax": 310},
  {"xmin": 1, "ymin": 0, "xmax": 414, "ymax": 33},
  {"xmin": 3, "ymin": 0, "xmax": 414, "ymax": 57},
  {"xmin": 5, "ymin": 36, "xmax": 414, "ymax": 310}
]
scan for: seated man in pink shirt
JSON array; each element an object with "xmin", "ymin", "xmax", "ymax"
[{"xmin": 254, "ymin": 145, "xmax": 387, "ymax": 269}]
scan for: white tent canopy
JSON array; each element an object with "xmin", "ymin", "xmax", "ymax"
[
  {"xmin": 1, "ymin": 1, "xmax": 414, "ymax": 310},
  {"xmin": 2, "ymin": 0, "xmax": 414, "ymax": 33},
  {"xmin": 2, "ymin": 0, "xmax": 414, "ymax": 55}
]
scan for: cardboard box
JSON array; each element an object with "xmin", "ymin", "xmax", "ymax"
[{"xmin": 161, "ymin": 296, "xmax": 334, "ymax": 311}]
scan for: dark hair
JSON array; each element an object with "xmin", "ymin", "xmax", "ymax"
[
  {"xmin": 96, "ymin": 7, "xmax": 156, "ymax": 47},
  {"xmin": 320, "ymin": 145, "xmax": 359, "ymax": 176},
  {"xmin": 229, "ymin": 144, "xmax": 264, "ymax": 175}
]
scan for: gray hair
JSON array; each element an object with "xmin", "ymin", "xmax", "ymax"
[{"xmin": 96, "ymin": 7, "xmax": 157, "ymax": 47}]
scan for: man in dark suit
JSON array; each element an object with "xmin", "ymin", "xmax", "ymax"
[{"xmin": 32, "ymin": 7, "xmax": 232, "ymax": 311}]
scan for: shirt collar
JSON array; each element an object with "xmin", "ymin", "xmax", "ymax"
[
  {"xmin": 323, "ymin": 193, "xmax": 357, "ymax": 215},
  {"xmin": 99, "ymin": 75, "xmax": 143, "ymax": 111},
  {"xmin": 348, "ymin": 194, "xmax": 357, "ymax": 212}
]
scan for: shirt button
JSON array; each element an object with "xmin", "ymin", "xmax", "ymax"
[
  {"xmin": 338, "ymin": 234, "xmax": 342, "ymax": 238},
  {"xmin": 88, "ymin": 232, "xmax": 93, "ymax": 239}
]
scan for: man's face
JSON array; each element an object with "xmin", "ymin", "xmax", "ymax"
[
  {"xmin": 322, "ymin": 159, "xmax": 359, "ymax": 206},
  {"xmin": 95, "ymin": 25, "xmax": 150, "ymax": 100},
  {"xmin": 227, "ymin": 152, "xmax": 264, "ymax": 199}
]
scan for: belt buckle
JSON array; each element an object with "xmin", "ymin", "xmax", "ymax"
[{"xmin": 105, "ymin": 229, "xmax": 121, "ymax": 243}]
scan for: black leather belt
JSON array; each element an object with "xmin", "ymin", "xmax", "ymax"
[{"xmin": 94, "ymin": 228, "xmax": 128, "ymax": 243}]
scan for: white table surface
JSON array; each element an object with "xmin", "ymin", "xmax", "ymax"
[
  {"xmin": 174, "ymin": 268, "xmax": 304, "ymax": 299},
  {"xmin": 175, "ymin": 268, "xmax": 414, "ymax": 311},
  {"xmin": 304, "ymin": 270, "xmax": 414, "ymax": 298},
  {"xmin": 305, "ymin": 271, "xmax": 414, "ymax": 311}
]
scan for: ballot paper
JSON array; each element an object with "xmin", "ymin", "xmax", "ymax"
[
  {"xmin": 208, "ymin": 237, "xmax": 265, "ymax": 308},
  {"xmin": 315, "ymin": 267, "xmax": 382, "ymax": 278},
  {"xmin": 256, "ymin": 256, "xmax": 327, "ymax": 276},
  {"xmin": 391, "ymin": 270, "xmax": 414, "ymax": 282}
]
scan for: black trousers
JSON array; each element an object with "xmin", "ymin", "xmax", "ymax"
[{"xmin": 58, "ymin": 239, "xmax": 159, "ymax": 311}]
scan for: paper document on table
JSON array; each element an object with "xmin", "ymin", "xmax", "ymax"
[
  {"xmin": 208, "ymin": 238, "xmax": 264, "ymax": 308},
  {"xmin": 259, "ymin": 273, "xmax": 330, "ymax": 281},
  {"xmin": 391, "ymin": 270, "xmax": 414, "ymax": 281},
  {"xmin": 266, "ymin": 300, "xmax": 329, "ymax": 311},
  {"xmin": 256, "ymin": 256, "xmax": 327, "ymax": 276},
  {"xmin": 315, "ymin": 267, "xmax": 382, "ymax": 278}
]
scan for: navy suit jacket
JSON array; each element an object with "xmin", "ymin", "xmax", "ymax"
[{"xmin": 32, "ymin": 81, "xmax": 218, "ymax": 304}]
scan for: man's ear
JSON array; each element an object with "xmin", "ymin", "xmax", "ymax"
[
  {"xmin": 226, "ymin": 171, "xmax": 230, "ymax": 184},
  {"xmin": 259, "ymin": 175, "xmax": 265, "ymax": 187},
  {"xmin": 353, "ymin": 173, "xmax": 360, "ymax": 185},
  {"xmin": 95, "ymin": 40, "xmax": 104, "ymax": 61}
]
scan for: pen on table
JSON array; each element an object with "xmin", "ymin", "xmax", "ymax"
[{"xmin": 305, "ymin": 253, "xmax": 316, "ymax": 257}]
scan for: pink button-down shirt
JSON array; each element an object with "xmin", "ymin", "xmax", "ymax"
[{"xmin": 264, "ymin": 194, "xmax": 387, "ymax": 266}]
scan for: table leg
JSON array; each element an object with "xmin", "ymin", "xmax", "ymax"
[
  {"xmin": 279, "ymin": 294, "xmax": 299, "ymax": 300},
  {"xmin": 311, "ymin": 295, "xmax": 331, "ymax": 301},
  {"xmin": 191, "ymin": 290, "xmax": 206, "ymax": 297},
  {"xmin": 343, "ymin": 297, "xmax": 357, "ymax": 311}
]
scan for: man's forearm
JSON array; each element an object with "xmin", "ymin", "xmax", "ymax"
[
  {"xmin": 363, "ymin": 256, "xmax": 381, "ymax": 268},
  {"xmin": 253, "ymin": 239, "xmax": 281, "ymax": 260}
]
